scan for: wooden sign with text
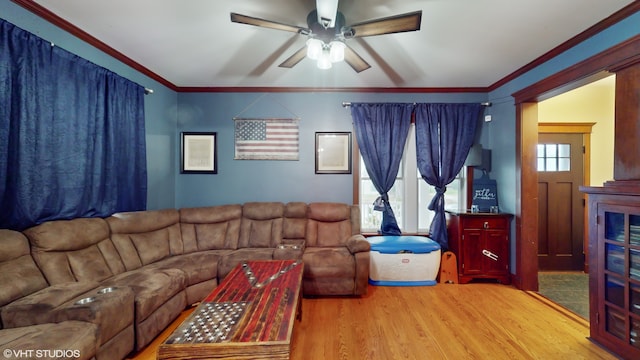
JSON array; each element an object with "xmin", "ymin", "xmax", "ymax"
[{"xmin": 471, "ymin": 174, "xmax": 498, "ymax": 212}]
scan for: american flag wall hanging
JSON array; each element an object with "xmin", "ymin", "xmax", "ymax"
[{"xmin": 234, "ymin": 118, "xmax": 299, "ymax": 160}]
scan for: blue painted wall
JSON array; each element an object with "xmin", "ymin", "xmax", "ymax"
[
  {"xmin": 175, "ymin": 92, "xmax": 486, "ymax": 208},
  {"xmin": 3, "ymin": 1, "xmax": 639, "ymax": 271},
  {"xmin": 484, "ymin": 11, "xmax": 640, "ymax": 218},
  {"xmin": 482, "ymin": 10, "xmax": 640, "ymax": 268}
]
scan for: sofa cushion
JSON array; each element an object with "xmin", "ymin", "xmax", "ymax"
[
  {"xmin": 217, "ymin": 248, "xmax": 275, "ymax": 281},
  {"xmin": 24, "ymin": 218, "xmax": 125, "ymax": 284},
  {"xmin": 306, "ymin": 203, "xmax": 355, "ymax": 247},
  {"xmin": 179, "ymin": 205, "xmax": 242, "ymax": 252},
  {"xmin": 302, "ymin": 247, "xmax": 356, "ymax": 278},
  {"xmin": 239, "ymin": 202, "xmax": 284, "ymax": 248},
  {"xmin": 131, "ymin": 229, "xmax": 171, "ymax": 266},
  {"xmin": 307, "ymin": 219, "xmax": 352, "ymax": 247},
  {"xmin": 101, "ymin": 268, "xmax": 186, "ymax": 323},
  {"xmin": 107, "ymin": 209, "xmax": 182, "ymax": 270},
  {"xmin": 145, "ymin": 250, "xmax": 231, "ymax": 286},
  {"xmin": 308, "ymin": 202, "xmax": 351, "ymax": 222},
  {"xmin": 283, "ymin": 202, "xmax": 307, "ymax": 240},
  {"xmin": 0, "ymin": 321, "xmax": 98, "ymax": 360},
  {"xmin": 0, "ymin": 230, "xmax": 48, "ymax": 309},
  {"xmin": 195, "ymin": 223, "xmax": 234, "ymax": 249},
  {"xmin": 242, "ymin": 202, "xmax": 285, "ymax": 220}
]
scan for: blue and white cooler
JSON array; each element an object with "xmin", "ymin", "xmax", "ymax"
[{"xmin": 367, "ymin": 235, "xmax": 441, "ymax": 286}]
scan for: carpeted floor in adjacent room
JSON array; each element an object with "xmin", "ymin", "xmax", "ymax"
[{"xmin": 538, "ymin": 271, "xmax": 589, "ymax": 319}]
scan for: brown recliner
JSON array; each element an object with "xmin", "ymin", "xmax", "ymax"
[
  {"xmin": 216, "ymin": 202, "xmax": 284, "ymax": 280},
  {"xmin": 0, "ymin": 229, "xmax": 107, "ymax": 360},
  {"xmin": 302, "ymin": 203, "xmax": 370, "ymax": 296}
]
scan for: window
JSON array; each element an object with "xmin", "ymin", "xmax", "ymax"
[
  {"xmin": 537, "ymin": 143, "xmax": 570, "ymax": 172},
  {"xmin": 359, "ymin": 124, "xmax": 465, "ymax": 233}
]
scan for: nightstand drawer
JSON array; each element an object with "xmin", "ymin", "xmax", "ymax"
[{"xmin": 462, "ymin": 216, "xmax": 509, "ymax": 230}]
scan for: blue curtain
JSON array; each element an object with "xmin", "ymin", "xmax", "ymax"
[
  {"xmin": 415, "ymin": 103, "xmax": 481, "ymax": 249},
  {"xmin": 351, "ymin": 103, "xmax": 412, "ymax": 235},
  {"xmin": 0, "ymin": 19, "xmax": 147, "ymax": 231}
]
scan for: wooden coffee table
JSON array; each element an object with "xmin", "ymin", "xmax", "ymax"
[{"xmin": 157, "ymin": 259, "xmax": 303, "ymax": 360}]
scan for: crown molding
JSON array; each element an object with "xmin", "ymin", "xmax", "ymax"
[
  {"xmin": 512, "ymin": 33, "xmax": 640, "ymax": 103},
  {"xmin": 176, "ymin": 86, "xmax": 488, "ymax": 93},
  {"xmin": 11, "ymin": 0, "xmax": 179, "ymax": 91},
  {"xmin": 488, "ymin": 1, "xmax": 640, "ymax": 91},
  {"xmin": 12, "ymin": 0, "xmax": 640, "ymax": 94}
]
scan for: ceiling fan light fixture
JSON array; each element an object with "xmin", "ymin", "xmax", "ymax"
[
  {"xmin": 329, "ymin": 40, "xmax": 345, "ymax": 62},
  {"xmin": 306, "ymin": 38, "xmax": 323, "ymax": 60},
  {"xmin": 317, "ymin": 50, "xmax": 332, "ymax": 69}
]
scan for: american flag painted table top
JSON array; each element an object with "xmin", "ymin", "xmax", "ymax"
[{"xmin": 158, "ymin": 260, "xmax": 303, "ymax": 360}]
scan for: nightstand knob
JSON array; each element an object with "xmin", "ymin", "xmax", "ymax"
[{"xmin": 484, "ymin": 221, "xmax": 489, "ymax": 229}]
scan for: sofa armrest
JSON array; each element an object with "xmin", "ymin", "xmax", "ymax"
[
  {"xmin": 346, "ymin": 235, "xmax": 370, "ymax": 254},
  {"xmin": 1, "ymin": 282, "xmax": 135, "ymax": 347},
  {"xmin": 1, "ymin": 281, "xmax": 99, "ymax": 328}
]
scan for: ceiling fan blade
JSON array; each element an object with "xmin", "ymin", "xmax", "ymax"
[
  {"xmin": 279, "ymin": 46, "xmax": 308, "ymax": 68},
  {"xmin": 230, "ymin": 13, "xmax": 309, "ymax": 34},
  {"xmin": 348, "ymin": 10, "xmax": 422, "ymax": 38},
  {"xmin": 344, "ymin": 46, "xmax": 371, "ymax": 73}
]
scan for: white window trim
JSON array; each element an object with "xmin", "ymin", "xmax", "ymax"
[{"xmin": 357, "ymin": 124, "xmax": 467, "ymax": 234}]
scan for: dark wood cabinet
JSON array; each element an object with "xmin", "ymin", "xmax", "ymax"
[
  {"xmin": 581, "ymin": 184, "xmax": 640, "ymax": 360},
  {"xmin": 578, "ymin": 55, "xmax": 640, "ymax": 360},
  {"xmin": 446, "ymin": 211, "xmax": 513, "ymax": 284}
]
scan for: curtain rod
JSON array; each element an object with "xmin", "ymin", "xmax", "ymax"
[
  {"xmin": 341, "ymin": 101, "xmax": 491, "ymax": 108},
  {"xmin": 144, "ymin": 88, "xmax": 154, "ymax": 95}
]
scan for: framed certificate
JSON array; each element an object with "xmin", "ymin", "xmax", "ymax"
[
  {"xmin": 315, "ymin": 132, "xmax": 352, "ymax": 174},
  {"xmin": 181, "ymin": 132, "xmax": 217, "ymax": 174}
]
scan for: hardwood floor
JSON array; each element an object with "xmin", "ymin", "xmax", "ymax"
[{"xmin": 129, "ymin": 284, "xmax": 616, "ymax": 360}]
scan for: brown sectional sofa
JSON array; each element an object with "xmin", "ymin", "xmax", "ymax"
[{"xmin": 0, "ymin": 202, "xmax": 370, "ymax": 360}]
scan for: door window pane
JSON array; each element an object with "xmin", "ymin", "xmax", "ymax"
[
  {"xmin": 546, "ymin": 144, "xmax": 557, "ymax": 157},
  {"xmin": 558, "ymin": 158, "xmax": 570, "ymax": 171},
  {"xmin": 558, "ymin": 144, "xmax": 570, "ymax": 157},
  {"xmin": 537, "ymin": 143, "xmax": 571, "ymax": 172},
  {"xmin": 546, "ymin": 158, "xmax": 557, "ymax": 171}
]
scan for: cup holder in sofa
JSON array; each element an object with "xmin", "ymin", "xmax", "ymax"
[
  {"xmin": 74, "ymin": 296, "xmax": 96, "ymax": 305},
  {"xmin": 273, "ymin": 240, "xmax": 305, "ymax": 260},
  {"xmin": 97, "ymin": 287, "xmax": 117, "ymax": 294}
]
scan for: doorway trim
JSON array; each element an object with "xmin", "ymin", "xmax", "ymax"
[
  {"xmin": 538, "ymin": 122, "xmax": 595, "ymax": 272},
  {"xmin": 538, "ymin": 122, "xmax": 594, "ymax": 187},
  {"xmin": 511, "ymin": 34, "xmax": 640, "ymax": 291}
]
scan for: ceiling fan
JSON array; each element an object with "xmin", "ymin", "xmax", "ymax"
[{"xmin": 230, "ymin": 0, "xmax": 422, "ymax": 72}]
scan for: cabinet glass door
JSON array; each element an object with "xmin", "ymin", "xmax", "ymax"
[
  {"xmin": 601, "ymin": 207, "xmax": 640, "ymax": 350},
  {"xmin": 632, "ymin": 249, "xmax": 640, "ymax": 281},
  {"xmin": 631, "ymin": 214, "xmax": 640, "ymax": 246},
  {"xmin": 605, "ymin": 212, "xmax": 625, "ymax": 242},
  {"xmin": 605, "ymin": 243, "xmax": 625, "ymax": 275}
]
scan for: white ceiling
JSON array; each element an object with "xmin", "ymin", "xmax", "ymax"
[{"xmin": 32, "ymin": 0, "xmax": 636, "ymax": 89}]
